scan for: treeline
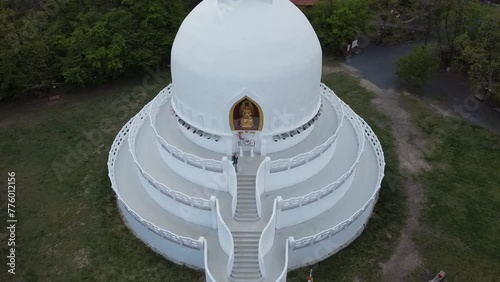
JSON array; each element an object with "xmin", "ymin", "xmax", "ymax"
[
  {"xmin": 302, "ymin": 0, "xmax": 499, "ymax": 103},
  {"xmin": 0, "ymin": 0, "xmax": 201, "ymax": 99},
  {"xmin": 1, "ymin": 0, "xmax": 499, "ymax": 102}
]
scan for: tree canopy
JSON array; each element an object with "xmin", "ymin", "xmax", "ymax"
[
  {"xmin": 396, "ymin": 45, "xmax": 439, "ymax": 86},
  {"xmin": 303, "ymin": 0, "xmax": 370, "ymax": 54},
  {"xmin": 0, "ymin": 0, "xmax": 188, "ymax": 99},
  {"xmin": 455, "ymin": 9, "xmax": 500, "ymax": 102}
]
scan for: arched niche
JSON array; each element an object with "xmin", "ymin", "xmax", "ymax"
[{"xmin": 229, "ymin": 96, "xmax": 264, "ymax": 131}]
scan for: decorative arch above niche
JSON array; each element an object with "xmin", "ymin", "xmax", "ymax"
[{"xmin": 229, "ymin": 95, "xmax": 264, "ymax": 132}]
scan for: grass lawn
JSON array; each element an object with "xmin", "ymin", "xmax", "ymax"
[
  {"xmin": 0, "ymin": 74, "xmax": 203, "ymax": 282},
  {"xmin": 402, "ymin": 96, "xmax": 500, "ymax": 281}
]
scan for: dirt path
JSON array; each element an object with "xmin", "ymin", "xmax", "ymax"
[{"xmin": 325, "ymin": 64, "xmax": 430, "ymax": 281}]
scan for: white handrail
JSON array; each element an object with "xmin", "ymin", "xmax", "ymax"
[
  {"xmin": 258, "ymin": 199, "xmax": 278, "ymax": 277},
  {"xmin": 204, "ymin": 239, "xmax": 216, "ymax": 282},
  {"xmin": 255, "ymin": 158, "xmax": 268, "ymax": 218},
  {"xmin": 148, "ymin": 85, "xmax": 224, "ymax": 173},
  {"xmin": 107, "ymin": 117, "xmax": 203, "ymax": 250},
  {"xmin": 269, "ymin": 86, "xmax": 345, "ymax": 173},
  {"xmin": 226, "ymin": 158, "xmax": 238, "ymax": 217},
  {"xmin": 277, "ymin": 102, "xmax": 366, "ymax": 212},
  {"xmin": 289, "ymin": 120, "xmax": 385, "ymax": 250},
  {"xmin": 275, "ymin": 239, "xmax": 289, "ymax": 282},
  {"xmin": 128, "ymin": 102, "xmax": 215, "ymax": 211},
  {"xmin": 215, "ymin": 199, "xmax": 234, "ymax": 278}
]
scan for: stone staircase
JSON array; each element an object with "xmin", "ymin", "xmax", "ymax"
[
  {"xmin": 229, "ymin": 231, "xmax": 263, "ymax": 282},
  {"xmin": 234, "ymin": 175, "xmax": 259, "ymax": 221}
]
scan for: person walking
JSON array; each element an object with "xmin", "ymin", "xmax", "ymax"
[{"xmin": 232, "ymin": 153, "xmax": 239, "ymax": 173}]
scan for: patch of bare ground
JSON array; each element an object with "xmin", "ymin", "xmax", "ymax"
[
  {"xmin": 325, "ymin": 64, "xmax": 431, "ymax": 281},
  {"xmin": 74, "ymin": 248, "xmax": 89, "ymax": 269}
]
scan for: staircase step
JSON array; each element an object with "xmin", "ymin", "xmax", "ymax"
[
  {"xmin": 234, "ymin": 243, "xmax": 258, "ymax": 248},
  {"xmin": 230, "ymin": 275, "xmax": 262, "ymax": 281},
  {"xmin": 238, "ymin": 186, "xmax": 255, "ymax": 192},
  {"xmin": 233, "ymin": 263, "xmax": 259, "ymax": 268},
  {"xmin": 232, "ymin": 232, "xmax": 261, "ymax": 236},
  {"xmin": 235, "ymin": 245, "xmax": 259, "ymax": 250},
  {"xmin": 235, "ymin": 253, "xmax": 259, "ymax": 258},
  {"xmin": 237, "ymin": 203, "xmax": 256, "ymax": 208},
  {"xmin": 237, "ymin": 183, "xmax": 256, "ymax": 186},
  {"xmin": 232, "ymin": 268, "xmax": 260, "ymax": 274},
  {"xmin": 236, "ymin": 204, "xmax": 256, "ymax": 208},
  {"xmin": 234, "ymin": 236, "xmax": 259, "ymax": 240},
  {"xmin": 237, "ymin": 192, "xmax": 255, "ymax": 195},
  {"xmin": 234, "ymin": 258, "xmax": 259, "ymax": 264},
  {"xmin": 236, "ymin": 207, "xmax": 257, "ymax": 211},
  {"xmin": 230, "ymin": 272, "xmax": 262, "ymax": 278},
  {"xmin": 234, "ymin": 215, "xmax": 258, "ymax": 218},
  {"xmin": 231, "ymin": 231, "xmax": 261, "ymax": 239},
  {"xmin": 237, "ymin": 196, "xmax": 255, "ymax": 200},
  {"xmin": 237, "ymin": 198, "xmax": 256, "ymax": 202},
  {"xmin": 234, "ymin": 212, "xmax": 258, "ymax": 215},
  {"xmin": 234, "ymin": 217, "xmax": 259, "ymax": 222},
  {"xmin": 234, "ymin": 216, "xmax": 258, "ymax": 220}
]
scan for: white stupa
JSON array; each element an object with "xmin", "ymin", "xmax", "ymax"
[{"xmin": 108, "ymin": 0, "xmax": 385, "ymax": 281}]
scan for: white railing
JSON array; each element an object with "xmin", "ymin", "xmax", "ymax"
[
  {"xmin": 107, "ymin": 117, "xmax": 204, "ymax": 251},
  {"xmin": 258, "ymin": 199, "xmax": 278, "ymax": 277},
  {"xmin": 255, "ymin": 158, "xmax": 268, "ymax": 217},
  {"xmin": 289, "ymin": 197, "xmax": 375, "ymax": 250},
  {"xmin": 215, "ymin": 199, "xmax": 234, "ymax": 278},
  {"xmin": 127, "ymin": 102, "xmax": 216, "ymax": 212},
  {"xmin": 149, "ymin": 85, "xmax": 224, "ymax": 173},
  {"xmin": 227, "ymin": 158, "xmax": 238, "ymax": 217},
  {"xmin": 269, "ymin": 86, "xmax": 344, "ymax": 173},
  {"xmin": 204, "ymin": 239, "xmax": 216, "ymax": 282},
  {"xmin": 277, "ymin": 102, "xmax": 366, "ymax": 213},
  {"xmin": 276, "ymin": 239, "xmax": 289, "ymax": 282},
  {"xmin": 277, "ymin": 168, "xmax": 355, "ymax": 211},
  {"xmin": 288, "ymin": 118, "xmax": 385, "ymax": 251}
]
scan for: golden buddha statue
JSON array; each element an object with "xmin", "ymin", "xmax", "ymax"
[{"xmin": 239, "ymin": 101, "xmax": 255, "ymax": 129}]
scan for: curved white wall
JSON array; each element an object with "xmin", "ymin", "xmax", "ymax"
[
  {"xmin": 138, "ymin": 171, "xmax": 216, "ymax": 228},
  {"xmin": 276, "ymin": 170, "xmax": 356, "ymax": 228},
  {"xmin": 262, "ymin": 123, "xmax": 316, "ymax": 154},
  {"xmin": 109, "ymin": 115, "xmax": 207, "ymax": 271},
  {"xmin": 118, "ymin": 200, "xmax": 205, "ymax": 269},
  {"xmin": 157, "ymin": 142, "xmax": 229, "ymax": 191},
  {"xmin": 287, "ymin": 197, "xmax": 376, "ymax": 269},
  {"xmin": 265, "ymin": 138, "xmax": 338, "ymax": 191},
  {"xmin": 177, "ymin": 121, "xmax": 229, "ymax": 153}
]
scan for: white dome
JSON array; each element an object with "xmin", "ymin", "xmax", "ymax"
[{"xmin": 171, "ymin": 0, "xmax": 322, "ymax": 136}]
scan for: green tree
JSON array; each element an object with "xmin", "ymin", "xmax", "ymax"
[
  {"xmin": 0, "ymin": 0, "xmax": 188, "ymax": 98},
  {"xmin": 455, "ymin": 10, "xmax": 500, "ymax": 104},
  {"xmin": 396, "ymin": 45, "xmax": 439, "ymax": 87},
  {"xmin": 304, "ymin": 0, "xmax": 370, "ymax": 54},
  {"xmin": 370, "ymin": 0, "xmax": 400, "ymax": 44},
  {"xmin": 60, "ymin": 11, "xmax": 126, "ymax": 86},
  {"xmin": 0, "ymin": 6, "xmax": 56, "ymax": 98},
  {"xmin": 433, "ymin": 0, "xmax": 480, "ymax": 63}
]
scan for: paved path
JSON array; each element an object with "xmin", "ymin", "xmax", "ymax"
[{"xmin": 347, "ymin": 44, "xmax": 500, "ymax": 135}]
